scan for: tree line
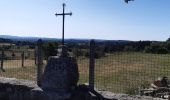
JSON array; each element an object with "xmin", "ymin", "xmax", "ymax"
[{"xmin": 1, "ymin": 38, "xmax": 170, "ymax": 59}]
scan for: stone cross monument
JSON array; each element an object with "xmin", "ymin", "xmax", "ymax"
[
  {"xmin": 41, "ymin": 3, "xmax": 79, "ymax": 100},
  {"xmin": 55, "ymin": 3, "xmax": 72, "ymax": 47}
]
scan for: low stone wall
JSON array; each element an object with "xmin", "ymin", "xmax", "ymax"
[
  {"xmin": 0, "ymin": 77, "xmax": 99, "ymax": 100},
  {"xmin": 0, "ymin": 77, "xmax": 38, "ymax": 100},
  {"xmin": 0, "ymin": 77, "xmax": 164, "ymax": 100}
]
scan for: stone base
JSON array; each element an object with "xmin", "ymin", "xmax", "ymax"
[
  {"xmin": 31, "ymin": 88, "xmax": 71, "ymax": 100},
  {"xmin": 41, "ymin": 56, "xmax": 79, "ymax": 92}
]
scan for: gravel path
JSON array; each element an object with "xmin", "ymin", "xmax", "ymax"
[{"xmin": 98, "ymin": 91, "xmax": 167, "ymax": 100}]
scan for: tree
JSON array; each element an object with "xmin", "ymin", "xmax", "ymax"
[
  {"xmin": 144, "ymin": 42, "xmax": 168, "ymax": 54},
  {"xmin": 124, "ymin": 46, "xmax": 135, "ymax": 52},
  {"xmin": 85, "ymin": 45, "xmax": 105, "ymax": 59},
  {"xmin": 165, "ymin": 38, "xmax": 170, "ymax": 51},
  {"xmin": 72, "ymin": 48, "xmax": 85, "ymax": 58},
  {"xmin": 42, "ymin": 42, "xmax": 58, "ymax": 60},
  {"xmin": 12, "ymin": 52, "xmax": 15, "ymax": 59}
]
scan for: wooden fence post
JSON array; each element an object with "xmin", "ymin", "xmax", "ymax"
[
  {"xmin": 1, "ymin": 49, "xmax": 5, "ymax": 72},
  {"xmin": 34, "ymin": 47, "xmax": 37, "ymax": 65},
  {"xmin": 89, "ymin": 40, "xmax": 95, "ymax": 90},
  {"xmin": 21, "ymin": 51, "xmax": 25, "ymax": 68},
  {"xmin": 37, "ymin": 39, "xmax": 43, "ymax": 86}
]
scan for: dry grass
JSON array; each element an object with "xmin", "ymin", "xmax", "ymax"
[
  {"xmin": 0, "ymin": 66, "xmax": 36, "ymax": 81},
  {"xmin": 78, "ymin": 52, "xmax": 170, "ymax": 94},
  {"xmin": 1, "ymin": 52, "xmax": 170, "ymax": 94},
  {"xmin": 0, "ymin": 43, "xmax": 14, "ymax": 46},
  {"xmin": 3, "ymin": 60, "xmax": 35, "ymax": 69}
]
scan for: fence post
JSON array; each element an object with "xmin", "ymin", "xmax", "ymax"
[
  {"xmin": 1, "ymin": 49, "xmax": 5, "ymax": 72},
  {"xmin": 21, "ymin": 51, "xmax": 25, "ymax": 68},
  {"xmin": 89, "ymin": 40, "xmax": 95, "ymax": 90},
  {"xmin": 34, "ymin": 47, "xmax": 37, "ymax": 65},
  {"xmin": 37, "ymin": 39, "xmax": 43, "ymax": 86}
]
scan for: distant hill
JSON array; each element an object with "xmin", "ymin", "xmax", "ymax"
[
  {"xmin": 0, "ymin": 37, "xmax": 13, "ymax": 43},
  {"xmin": 0, "ymin": 35, "xmax": 133, "ymax": 44},
  {"xmin": 0, "ymin": 35, "xmax": 58, "ymax": 42},
  {"xmin": 0, "ymin": 35, "xmax": 91, "ymax": 43}
]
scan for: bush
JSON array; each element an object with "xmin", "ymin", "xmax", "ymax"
[
  {"xmin": 72, "ymin": 48, "xmax": 86, "ymax": 57},
  {"xmin": 42, "ymin": 42, "xmax": 58, "ymax": 60},
  {"xmin": 144, "ymin": 43, "xmax": 169, "ymax": 54},
  {"xmin": 144, "ymin": 46, "xmax": 151, "ymax": 53},
  {"xmin": 12, "ymin": 52, "xmax": 15, "ymax": 58},
  {"xmin": 85, "ymin": 47, "xmax": 105, "ymax": 59},
  {"xmin": 157, "ymin": 48, "xmax": 169, "ymax": 54},
  {"xmin": 0, "ymin": 54, "xmax": 9, "ymax": 60},
  {"xmin": 124, "ymin": 46, "xmax": 135, "ymax": 52}
]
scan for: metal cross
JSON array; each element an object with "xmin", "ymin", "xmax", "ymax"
[
  {"xmin": 124, "ymin": 0, "xmax": 134, "ymax": 3},
  {"xmin": 55, "ymin": 3, "xmax": 72, "ymax": 46}
]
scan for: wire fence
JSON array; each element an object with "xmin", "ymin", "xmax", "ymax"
[
  {"xmin": 1, "ymin": 41, "xmax": 170, "ymax": 95},
  {"xmin": 93, "ymin": 52, "xmax": 170, "ymax": 94},
  {"xmin": 0, "ymin": 49, "xmax": 36, "ymax": 81},
  {"xmin": 75, "ymin": 45, "xmax": 170, "ymax": 95}
]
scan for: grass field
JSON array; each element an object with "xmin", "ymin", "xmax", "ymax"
[
  {"xmin": 0, "ymin": 43, "xmax": 15, "ymax": 46},
  {"xmin": 0, "ymin": 59, "xmax": 37, "ymax": 81},
  {"xmin": 78, "ymin": 52, "xmax": 170, "ymax": 94},
  {"xmin": 1, "ymin": 52, "xmax": 170, "ymax": 94}
]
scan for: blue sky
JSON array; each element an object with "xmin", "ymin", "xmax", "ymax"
[{"xmin": 0, "ymin": 0, "xmax": 170, "ymax": 41}]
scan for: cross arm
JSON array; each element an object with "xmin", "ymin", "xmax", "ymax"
[
  {"xmin": 64, "ymin": 13, "xmax": 72, "ymax": 16},
  {"xmin": 124, "ymin": 0, "xmax": 134, "ymax": 3},
  {"xmin": 55, "ymin": 12, "xmax": 72, "ymax": 16}
]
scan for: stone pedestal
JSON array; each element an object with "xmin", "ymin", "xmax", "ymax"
[
  {"xmin": 42, "ymin": 56, "xmax": 79, "ymax": 91},
  {"xmin": 41, "ymin": 45, "xmax": 79, "ymax": 99}
]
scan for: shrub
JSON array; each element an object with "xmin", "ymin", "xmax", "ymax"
[
  {"xmin": 85, "ymin": 47, "xmax": 105, "ymax": 59},
  {"xmin": 72, "ymin": 48, "xmax": 86, "ymax": 57},
  {"xmin": 42, "ymin": 42, "xmax": 58, "ymax": 60},
  {"xmin": 124, "ymin": 46, "xmax": 135, "ymax": 52},
  {"xmin": 144, "ymin": 43, "xmax": 169, "ymax": 54}
]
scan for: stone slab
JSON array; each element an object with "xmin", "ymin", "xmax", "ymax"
[{"xmin": 41, "ymin": 56, "xmax": 79, "ymax": 92}]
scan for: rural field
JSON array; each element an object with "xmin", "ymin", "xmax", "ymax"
[{"xmin": 1, "ymin": 52, "xmax": 170, "ymax": 94}]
